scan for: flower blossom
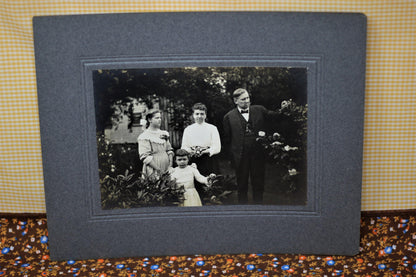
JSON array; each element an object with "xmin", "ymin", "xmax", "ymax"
[
  {"xmin": 271, "ymin": 141, "xmax": 283, "ymax": 146},
  {"xmin": 281, "ymin": 99, "xmax": 293, "ymax": 109},
  {"xmin": 288, "ymin": 168, "xmax": 298, "ymax": 176},
  {"xmin": 284, "ymin": 145, "xmax": 299, "ymax": 151}
]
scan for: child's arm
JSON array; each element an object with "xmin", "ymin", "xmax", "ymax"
[{"xmin": 193, "ymin": 168, "xmax": 209, "ymax": 185}]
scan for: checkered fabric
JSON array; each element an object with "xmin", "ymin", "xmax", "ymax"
[{"xmin": 0, "ymin": 1, "xmax": 414, "ymax": 213}]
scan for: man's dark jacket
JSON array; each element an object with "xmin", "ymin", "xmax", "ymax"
[{"xmin": 222, "ymin": 105, "xmax": 278, "ymax": 167}]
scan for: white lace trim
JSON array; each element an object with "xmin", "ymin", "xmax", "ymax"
[{"xmin": 137, "ymin": 129, "xmax": 169, "ymax": 144}]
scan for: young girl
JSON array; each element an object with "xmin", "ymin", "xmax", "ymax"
[{"xmin": 170, "ymin": 149, "xmax": 215, "ymax": 207}]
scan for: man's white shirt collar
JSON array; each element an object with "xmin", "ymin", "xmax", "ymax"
[{"xmin": 237, "ymin": 107, "xmax": 249, "ymax": 121}]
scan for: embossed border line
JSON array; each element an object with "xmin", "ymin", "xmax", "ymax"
[{"xmin": 79, "ymin": 54, "xmax": 323, "ymax": 222}]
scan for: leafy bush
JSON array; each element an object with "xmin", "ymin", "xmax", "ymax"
[
  {"xmin": 97, "ymin": 132, "xmax": 238, "ymax": 208},
  {"xmin": 256, "ymin": 100, "xmax": 307, "ymax": 192},
  {"xmin": 100, "ymin": 171, "xmax": 239, "ymax": 209},
  {"xmin": 202, "ymin": 175, "xmax": 237, "ymax": 205},
  {"xmin": 96, "ymin": 132, "xmax": 140, "ymax": 179},
  {"xmin": 100, "ymin": 171, "xmax": 185, "ymax": 210}
]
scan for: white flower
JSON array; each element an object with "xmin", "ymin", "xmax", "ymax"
[
  {"xmin": 284, "ymin": 145, "xmax": 298, "ymax": 151},
  {"xmin": 273, "ymin": 132, "xmax": 281, "ymax": 139},
  {"xmin": 271, "ymin": 141, "xmax": 283, "ymax": 146},
  {"xmin": 288, "ymin": 168, "xmax": 298, "ymax": 176},
  {"xmin": 281, "ymin": 99, "xmax": 293, "ymax": 109},
  {"xmin": 258, "ymin": 131, "xmax": 266, "ymax": 137}
]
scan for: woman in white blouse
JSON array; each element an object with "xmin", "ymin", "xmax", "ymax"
[{"xmin": 181, "ymin": 103, "xmax": 221, "ymax": 175}]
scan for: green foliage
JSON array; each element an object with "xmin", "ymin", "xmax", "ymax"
[
  {"xmin": 96, "ymin": 132, "xmax": 140, "ymax": 179},
  {"xmin": 97, "ymin": 132, "xmax": 185, "ymax": 209},
  {"xmin": 256, "ymin": 100, "xmax": 308, "ymax": 193},
  {"xmin": 100, "ymin": 170, "xmax": 238, "ymax": 209},
  {"xmin": 92, "ymin": 67, "xmax": 307, "ymax": 134},
  {"xmin": 100, "ymin": 171, "xmax": 185, "ymax": 210},
  {"xmin": 279, "ymin": 99, "xmax": 308, "ymax": 149},
  {"xmin": 201, "ymin": 175, "xmax": 237, "ymax": 205}
]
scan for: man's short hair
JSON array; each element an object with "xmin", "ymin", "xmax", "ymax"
[
  {"xmin": 232, "ymin": 88, "xmax": 249, "ymax": 100},
  {"xmin": 192, "ymin": 102, "xmax": 207, "ymax": 112},
  {"xmin": 175, "ymin": 148, "xmax": 190, "ymax": 157}
]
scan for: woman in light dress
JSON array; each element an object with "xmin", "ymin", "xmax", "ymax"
[{"xmin": 137, "ymin": 110, "xmax": 174, "ymax": 177}]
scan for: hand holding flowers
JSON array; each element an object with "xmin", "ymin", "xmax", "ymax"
[{"xmin": 190, "ymin": 146, "xmax": 210, "ymax": 158}]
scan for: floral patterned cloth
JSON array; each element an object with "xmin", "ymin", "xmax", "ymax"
[{"xmin": 1, "ymin": 212, "xmax": 415, "ymax": 276}]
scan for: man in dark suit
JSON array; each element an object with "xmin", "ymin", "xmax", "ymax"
[{"xmin": 223, "ymin": 88, "xmax": 281, "ymax": 204}]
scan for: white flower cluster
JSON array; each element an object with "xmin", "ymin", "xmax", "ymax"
[
  {"xmin": 271, "ymin": 141, "xmax": 283, "ymax": 146},
  {"xmin": 288, "ymin": 168, "xmax": 298, "ymax": 176},
  {"xmin": 283, "ymin": 145, "xmax": 299, "ymax": 151},
  {"xmin": 281, "ymin": 99, "xmax": 293, "ymax": 110}
]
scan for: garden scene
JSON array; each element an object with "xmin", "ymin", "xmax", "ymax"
[{"xmin": 93, "ymin": 67, "xmax": 308, "ymax": 209}]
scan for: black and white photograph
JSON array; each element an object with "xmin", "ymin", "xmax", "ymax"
[{"xmin": 93, "ymin": 67, "xmax": 308, "ymax": 209}]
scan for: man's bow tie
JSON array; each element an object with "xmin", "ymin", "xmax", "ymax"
[{"xmin": 241, "ymin": 109, "xmax": 249, "ymax": 114}]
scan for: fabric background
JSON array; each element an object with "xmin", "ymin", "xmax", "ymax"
[
  {"xmin": 1, "ymin": 213, "xmax": 416, "ymax": 276},
  {"xmin": 0, "ymin": 0, "xmax": 414, "ymax": 213}
]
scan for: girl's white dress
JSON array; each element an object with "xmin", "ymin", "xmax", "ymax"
[{"xmin": 170, "ymin": 165, "xmax": 207, "ymax": 207}]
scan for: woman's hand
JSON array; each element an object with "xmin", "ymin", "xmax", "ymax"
[
  {"xmin": 201, "ymin": 149, "xmax": 211, "ymax": 156},
  {"xmin": 189, "ymin": 149, "xmax": 198, "ymax": 157}
]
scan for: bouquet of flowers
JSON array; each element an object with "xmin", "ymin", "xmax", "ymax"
[{"xmin": 190, "ymin": 146, "xmax": 210, "ymax": 158}]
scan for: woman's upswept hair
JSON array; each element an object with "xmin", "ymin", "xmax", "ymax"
[
  {"xmin": 192, "ymin": 102, "xmax": 207, "ymax": 112},
  {"xmin": 145, "ymin": 109, "xmax": 161, "ymax": 128}
]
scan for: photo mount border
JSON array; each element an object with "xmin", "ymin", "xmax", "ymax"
[
  {"xmin": 33, "ymin": 12, "xmax": 366, "ymax": 260},
  {"xmin": 81, "ymin": 55, "xmax": 322, "ymax": 222}
]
